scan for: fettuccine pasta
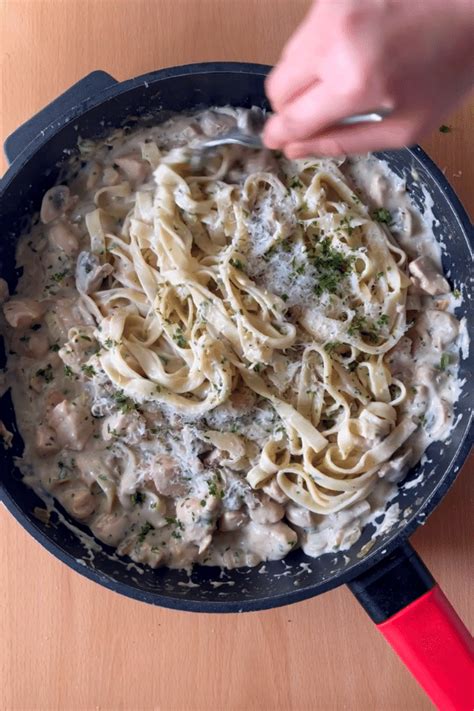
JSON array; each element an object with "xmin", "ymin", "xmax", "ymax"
[{"xmin": 2, "ymin": 108, "xmax": 463, "ymax": 570}]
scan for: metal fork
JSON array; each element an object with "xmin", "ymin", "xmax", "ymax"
[{"xmin": 196, "ymin": 106, "xmax": 391, "ymax": 151}]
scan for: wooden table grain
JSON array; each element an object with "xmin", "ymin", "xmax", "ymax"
[{"xmin": 0, "ymin": 2, "xmax": 472, "ymax": 710}]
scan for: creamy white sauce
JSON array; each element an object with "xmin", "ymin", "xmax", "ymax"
[{"xmin": 0, "ymin": 108, "xmax": 466, "ymax": 571}]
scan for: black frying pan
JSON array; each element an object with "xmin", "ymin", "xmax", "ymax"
[{"xmin": 0, "ymin": 63, "xmax": 472, "ymax": 708}]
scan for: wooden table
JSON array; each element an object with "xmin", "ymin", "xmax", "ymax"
[{"xmin": 1, "ymin": 2, "xmax": 472, "ymax": 709}]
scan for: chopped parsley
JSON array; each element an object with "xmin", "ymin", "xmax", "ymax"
[
  {"xmin": 64, "ymin": 365, "xmax": 73, "ymax": 378},
  {"xmin": 439, "ymin": 124, "xmax": 451, "ymax": 133},
  {"xmin": 81, "ymin": 364, "xmax": 96, "ymax": 377},
  {"xmin": 453, "ymin": 289, "xmax": 461, "ymax": 299},
  {"xmin": 50, "ymin": 343, "xmax": 61, "ymax": 352},
  {"xmin": 172, "ymin": 328, "xmax": 187, "ymax": 349},
  {"xmin": 137, "ymin": 522, "xmax": 154, "ymax": 544},
  {"xmin": 377, "ymin": 314, "xmax": 389, "ymax": 326},
  {"xmin": 372, "ymin": 208, "xmax": 393, "ymax": 225},
  {"xmin": 113, "ymin": 389, "xmax": 137, "ymax": 413},
  {"xmin": 324, "ymin": 341, "xmax": 342, "ymax": 354},
  {"xmin": 36, "ymin": 364, "xmax": 54, "ymax": 383},
  {"xmin": 252, "ymin": 363, "xmax": 263, "ymax": 372},
  {"xmin": 438, "ymin": 353, "xmax": 451, "ymax": 371},
  {"xmin": 348, "ymin": 315, "xmax": 379, "ymax": 343},
  {"xmin": 281, "ymin": 293, "xmax": 289, "ymax": 302},
  {"xmin": 131, "ymin": 491, "xmax": 145, "ymax": 506},
  {"xmin": 289, "ymin": 177, "xmax": 303, "ymax": 189},
  {"xmin": 313, "ymin": 238, "xmax": 353, "ymax": 296},
  {"xmin": 50, "ymin": 270, "xmax": 69, "ymax": 284},
  {"xmin": 229, "ymin": 258, "xmax": 245, "ymax": 271}
]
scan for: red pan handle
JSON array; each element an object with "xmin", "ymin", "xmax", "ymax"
[{"xmin": 349, "ymin": 542, "xmax": 473, "ymax": 709}]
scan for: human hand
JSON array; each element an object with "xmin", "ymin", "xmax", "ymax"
[{"xmin": 264, "ymin": 0, "xmax": 474, "ymax": 157}]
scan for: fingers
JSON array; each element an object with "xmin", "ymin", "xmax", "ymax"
[
  {"xmin": 282, "ymin": 116, "xmax": 420, "ymax": 158},
  {"xmin": 265, "ymin": 63, "xmax": 320, "ymax": 115},
  {"xmin": 265, "ymin": 3, "xmax": 321, "ymax": 113},
  {"xmin": 264, "ymin": 83, "xmax": 371, "ymax": 149}
]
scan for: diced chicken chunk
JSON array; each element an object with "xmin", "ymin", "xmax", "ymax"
[
  {"xmin": 35, "ymin": 424, "xmax": 60, "ymax": 456},
  {"xmin": 150, "ymin": 455, "xmax": 189, "ymax": 497},
  {"xmin": 418, "ymin": 309, "xmax": 459, "ymax": 350},
  {"xmin": 40, "ymin": 185, "xmax": 72, "ymax": 224},
  {"xmin": 114, "ymin": 155, "xmax": 150, "ymax": 184},
  {"xmin": 377, "ymin": 449, "xmax": 413, "ymax": 483},
  {"xmin": 26, "ymin": 331, "xmax": 49, "ymax": 358},
  {"xmin": 75, "ymin": 251, "xmax": 113, "ymax": 294},
  {"xmin": 48, "ymin": 221, "xmax": 79, "ymax": 255},
  {"xmin": 409, "ymin": 256, "xmax": 450, "ymax": 295},
  {"xmin": 61, "ymin": 487, "xmax": 96, "ymax": 519},
  {"xmin": 49, "ymin": 399, "xmax": 93, "ymax": 451},
  {"xmin": 285, "ymin": 502, "xmax": 319, "ymax": 528},
  {"xmin": 248, "ymin": 495, "xmax": 285, "ymax": 524},
  {"xmin": 0, "ymin": 278, "xmax": 9, "ymax": 304},
  {"xmin": 262, "ymin": 477, "xmax": 289, "ymax": 504},
  {"xmin": 92, "ymin": 512, "xmax": 129, "ymax": 546},
  {"xmin": 102, "ymin": 410, "xmax": 146, "ymax": 445},
  {"xmin": 218, "ymin": 510, "xmax": 248, "ymax": 532},
  {"xmin": 3, "ymin": 298, "xmax": 44, "ymax": 328},
  {"xmin": 176, "ymin": 495, "xmax": 220, "ymax": 553}
]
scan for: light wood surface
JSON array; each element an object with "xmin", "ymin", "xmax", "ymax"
[{"xmin": 0, "ymin": 2, "xmax": 472, "ymax": 710}]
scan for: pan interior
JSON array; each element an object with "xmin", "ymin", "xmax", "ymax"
[{"xmin": 0, "ymin": 66, "xmax": 472, "ymax": 611}]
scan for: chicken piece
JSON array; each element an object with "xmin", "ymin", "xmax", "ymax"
[
  {"xmin": 150, "ymin": 455, "xmax": 189, "ymax": 497},
  {"xmin": 61, "ymin": 487, "xmax": 96, "ymax": 519},
  {"xmin": 44, "ymin": 389, "xmax": 65, "ymax": 413},
  {"xmin": 45, "ymin": 298, "xmax": 92, "ymax": 342},
  {"xmin": 244, "ymin": 520, "xmax": 298, "ymax": 561},
  {"xmin": 40, "ymin": 185, "xmax": 72, "ymax": 224},
  {"xmin": 48, "ymin": 220, "xmax": 79, "ymax": 255},
  {"xmin": 49, "ymin": 399, "xmax": 93, "ymax": 451},
  {"xmin": 25, "ymin": 331, "xmax": 49, "ymax": 358},
  {"xmin": 218, "ymin": 510, "xmax": 248, "ymax": 532},
  {"xmin": 409, "ymin": 256, "xmax": 450, "ymax": 296},
  {"xmin": 418, "ymin": 309, "xmax": 459, "ymax": 350},
  {"xmin": 102, "ymin": 410, "xmax": 146, "ymax": 445},
  {"xmin": 75, "ymin": 251, "xmax": 113, "ymax": 294},
  {"xmin": 377, "ymin": 449, "xmax": 414, "ymax": 484},
  {"xmin": 3, "ymin": 298, "xmax": 44, "ymax": 329},
  {"xmin": 176, "ymin": 495, "xmax": 220, "ymax": 554},
  {"xmin": 245, "ymin": 150, "xmax": 280, "ymax": 175},
  {"xmin": 0, "ymin": 278, "xmax": 9, "ymax": 304},
  {"xmin": 0, "ymin": 421, "xmax": 13, "ymax": 449},
  {"xmin": 386, "ymin": 336, "xmax": 413, "ymax": 377},
  {"xmin": 248, "ymin": 495, "xmax": 285, "ymax": 524},
  {"xmin": 200, "ymin": 111, "xmax": 235, "ymax": 136},
  {"xmin": 285, "ymin": 502, "xmax": 319, "ymax": 529},
  {"xmin": 92, "ymin": 512, "xmax": 129, "ymax": 546},
  {"xmin": 114, "ymin": 155, "xmax": 150, "ymax": 184},
  {"xmin": 262, "ymin": 477, "xmax": 289, "ymax": 504},
  {"xmin": 35, "ymin": 424, "xmax": 60, "ymax": 456}
]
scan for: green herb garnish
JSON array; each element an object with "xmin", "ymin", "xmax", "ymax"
[
  {"xmin": 36, "ymin": 364, "xmax": 54, "ymax": 383},
  {"xmin": 313, "ymin": 238, "xmax": 353, "ymax": 296},
  {"xmin": 439, "ymin": 125, "xmax": 451, "ymax": 133},
  {"xmin": 172, "ymin": 328, "xmax": 187, "ymax": 349},
  {"xmin": 81, "ymin": 364, "xmax": 96, "ymax": 377},
  {"xmin": 137, "ymin": 522, "xmax": 154, "ymax": 544},
  {"xmin": 438, "ymin": 353, "xmax": 451, "ymax": 371},
  {"xmin": 131, "ymin": 491, "xmax": 145, "ymax": 506},
  {"xmin": 113, "ymin": 389, "xmax": 137, "ymax": 413},
  {"xmin": 372, "ymin": 208, "xmax": 392, "ymax": 225}
]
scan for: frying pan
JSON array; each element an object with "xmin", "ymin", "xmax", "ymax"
[{"xmin": 0, "ymin": 63, "xmax": 472, "ymax": 708}]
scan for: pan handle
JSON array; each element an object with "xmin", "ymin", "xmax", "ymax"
[
  {"xmin": 4, "ymin": 70, "xmax": 118, "ymax": 164},
  {"xmin": 348, "ymin": 541, "xmax": 473, "ymax": 709}
]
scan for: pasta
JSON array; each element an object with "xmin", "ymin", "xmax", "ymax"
[{"xmin": 1, "ymin": 108, "xmax": 463, "ymax": 570}]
